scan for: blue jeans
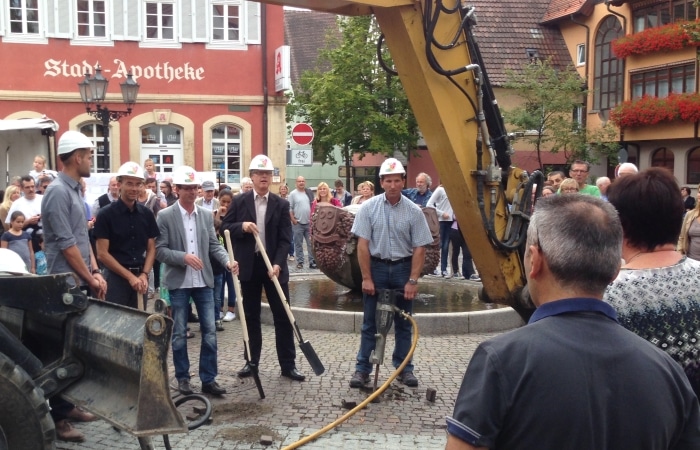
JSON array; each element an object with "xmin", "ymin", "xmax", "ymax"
[
  {"xmin": 356, "ymin": 259, "xmax": 414, "ymax": 375},
  {"xmin": 292, "ymin": 222, "xmax": 315, "ymax": 266},
  {"xmin": 439, "ymin": 221, "xmax": 453, "ymax": 273},
  {"xmin": 170, "ymin": 287, "xmax": 218, "ymax": 384},
  {"xmin": 213, "ymin": 274, "xmax": 224, "ymax": 319}
]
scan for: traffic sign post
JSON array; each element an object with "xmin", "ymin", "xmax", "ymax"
[{"xmin": 291, "ymin": 123, "xmax": 314, "ymax": 146}]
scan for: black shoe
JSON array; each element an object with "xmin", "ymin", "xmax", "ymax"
[
  {"xmin": 215, "ymin": 320, "xmax": 224, "ymax": 331},
  {"xmin": 202, "ymin": 381, "xmax": 226, "ymax": 396},
  {"xmin": 397, "ymin": 371, "xmax": 419, "ymax": 387},
  {"xmin": 178, "ymin": 378, "xmax": 193, "ymax": 395},
  {"xmin": 296, "ymin": 263, "xmax": 303, "ymax": 269},
  {"xmin": 281, "ymin": 367, "xmax": 306, "ymax": 381},
  {"xmin": 349, "ymin": 371, "xmax": 370, "ymax": 388},
  {"xmin": 188, "ymin": 313, "xmax": 199, "ymax": 323},
  {"xmin": 309, "ymin": 263, "xmax": 318, "ymax": 269},
  {"xmin": 237, "ymin": 364, "xmax": 253, "ymax": 378}
]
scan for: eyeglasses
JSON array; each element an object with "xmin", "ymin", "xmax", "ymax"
[{"xmin": 570, "ymin": 169, "xmax": 588, "ymax": 174}]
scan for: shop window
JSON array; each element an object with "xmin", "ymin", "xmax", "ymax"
[
  {"xmin": 211, "ymin": 124, "xmax": 242, "ymax": 186},
  {"xmin": 651, "ymin": 147, "xmax": 675, "ymax": 171},
  {"xmin": 80, "ymin": 123, "xmax": 110, "ymax": 173},
  {"xmin": 76, "ymin": 0, "xmax": 107, "ymax": 38},
  {"xmin": 593, "ymin": 16, "xmax": 624, "ymax": 112},
  {"xmin": 688, "ymin": 147, "xmax": 700, "ymax": 184},
  {"xmin": 631, "ymin": 63, "xmax": 695, "ymax": 99}
]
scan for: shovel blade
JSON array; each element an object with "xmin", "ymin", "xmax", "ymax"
[{"xmin": 299, "ymin": 340, "xmax": 325, "ymax": 375}]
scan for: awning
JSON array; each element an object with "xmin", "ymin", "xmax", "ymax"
[{"xmin": 0, "ymin": 118, "xmax": 59, "ymax": 133}]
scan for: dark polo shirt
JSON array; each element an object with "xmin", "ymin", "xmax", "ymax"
[
  {"xmin": 93, "ymin": 199, "xmax": 159, "ymax": 268},
  {"xmin": 447, "ymin": 298, "xmax": 700, "ymax": 450}
]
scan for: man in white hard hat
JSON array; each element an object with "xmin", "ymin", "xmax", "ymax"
[
  {"xmin": 42, "ymin": 130, "xmax": 104, "ymax": 442},
  {"xmin": 349, "ymin": 158, "xmax": 433, "ymax": 389},
  {"xmin": 94, "ymin": 162, "xmax": 159, "ymax": 309},
  {"xmin": 156, "ymin": 165, "xmax": 237, "ymax": 397},
  {"xmin": 222, "ymin": 155, "xmax": 305, "ymax": 381}
]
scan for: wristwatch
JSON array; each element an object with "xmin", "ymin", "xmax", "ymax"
[
  {"xmin": 408, "ymin": 278, "xmax": 418, "ymax": 285},
  {"xmin": 91, "ymin": 269, "xmax": 101, "ymax": 275}
]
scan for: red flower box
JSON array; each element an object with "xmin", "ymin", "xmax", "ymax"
[
  {"xmin": 612, "ymin": 21, "xmax": 700, "ymax": 58},
  {"xmin": 611, "ymin": 94, "xmax": 700, "ymax": 128}
]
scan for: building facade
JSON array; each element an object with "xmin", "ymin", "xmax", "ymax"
[
  {"xmin": 546, "ymin": 0, "xmax": 700, "ymax": 186},
  {"xmin": 0, "ymin": 0, "xmax": 287, "ymax": 189}
]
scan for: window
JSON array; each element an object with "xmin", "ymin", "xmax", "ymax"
[
  {"xmin": 211, "ymin": 124, "xmax": 242, "ymax": 186},
  {"xmin": 142, "ymin": 1, "xmax": 178, "ymax": 47},
  {"xmin": 634, "ymin": 1, "xmax": 696, "ymax": 32},
  {"xmin": 212, "ymin": 3, "xmax": 240, "ymax": 43},
  {"xmin": 141, "ymin": 125, "xmax": 182, "ymax": 173},
  {"xmin": 631, "ymin": 63, "xmax": 695, "ymax": 99},
  {"xmin": 576, "ymin": 44, "xmax": 586, "ymax": 66},
  {"xmin": 8, "ymin": 0, "xmax": 40, "ymax": 36},
  {"xmin": 593, "ymin": 16, "xmax": 624, "ymax": 112},
  {"xmin": 76, "ymin": 0, "xmax": 106, "ymax": 38},
  {"xmin": 688, "ymin": 147, "xmax": 700, "ymax": 184},
  {"xmin": 80, "ymin": 124, "xmax": 110, "ymax": 173},
  {"xmin": 651, "ymin": 147, "xmax": 675, "ymax": 171}
]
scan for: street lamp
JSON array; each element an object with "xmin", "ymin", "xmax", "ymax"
[{"xmin": 78, "ymin": 65, "xmax": 140, "ymax": 171}]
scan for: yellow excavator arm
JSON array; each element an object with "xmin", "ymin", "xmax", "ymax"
[{"xmin": 275, "ymin": 0, "xmax": 537, "ymax": 309}]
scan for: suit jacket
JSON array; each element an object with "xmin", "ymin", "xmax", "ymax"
[
  {"xmin": 221, "ymin": 190, "xmax": 292, "ymax": 283},
  {"xmin": 195, "ymin": 197, "xmax": 220, "ymax": 211},
  {"xmin": 156, "ymin": 202, "xmax": 229, "ymax": 289}
]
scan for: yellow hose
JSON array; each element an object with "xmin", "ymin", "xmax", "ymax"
[{"xmin": 282, "ymin": 310, "xmax": 419, "ymax": 450}]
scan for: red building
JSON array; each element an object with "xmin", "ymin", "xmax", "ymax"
[{"xmin": 0, "ymin": 1, "xmax": 287, "ymax": 189}]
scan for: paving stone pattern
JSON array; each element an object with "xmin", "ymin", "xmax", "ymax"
[{"xmin": 56, "ymin": 296, "xmax": 503, "ymax": 450}]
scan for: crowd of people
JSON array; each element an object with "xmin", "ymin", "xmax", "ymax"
[{"xmin": 3, "ymin": 134, "xmax": 700, "ymax": 447}]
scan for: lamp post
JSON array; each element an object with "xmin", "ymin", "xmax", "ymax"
[{"xmin": 78, "ymin": 65, "xmax": 140, "ymax": 172}]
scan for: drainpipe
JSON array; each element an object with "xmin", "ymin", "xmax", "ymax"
[
  {"xmin": 261, "ymin": 4, "xmax": 268, "ymax": 155},
  {"xmin": 605, "ymin": 0, "xmax": 627, "ymax": 34}
]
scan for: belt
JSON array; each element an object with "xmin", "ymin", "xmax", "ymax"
[
  {"xmin": 370, "ymin": 255, "xmax": 412, "ymax": 265},
  {"xmin": 125, "ymin": 266, "xmax": 144, "ymax": 275}
]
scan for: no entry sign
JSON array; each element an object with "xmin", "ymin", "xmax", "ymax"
[{"xmin": 292, "ymin": 123, "xmax": 314, "ymax": 146}]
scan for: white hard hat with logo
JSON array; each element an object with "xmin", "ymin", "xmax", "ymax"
[
  {"xmin": 0, "ymin": 249, "xmax": 30, "ymax": 275},
  {"xmin": 379, "ymin": 158, "xmax": 406, "ymax": 176},
  {"xmin": 57, "ymin": 130, "xmax": 95, "ymax": 156},
  {"xmin": 172, "ymin": 166, "xmax": 200, "ymax": 185},
  {"xmin": 116, "ymin": 162, "xmax": 145, "ymax": 180},
  {"xmin": 248, "ymin": 155, "xmax": 274, "ymax": 171}
]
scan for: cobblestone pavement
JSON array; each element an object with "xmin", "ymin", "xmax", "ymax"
[{"xmin": 57, "ymin": 269, "xmax": 505, "ymax": 450}]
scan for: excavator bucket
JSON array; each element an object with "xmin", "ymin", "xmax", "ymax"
[{"xmin": 60, "ymin": 301, "xmax": 187, "ymax": 436}]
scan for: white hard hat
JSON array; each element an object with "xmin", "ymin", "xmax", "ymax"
[
  {"xmin": 0, "ymin": 249, "xmax": 30, "ymax": 274},
  {"xmin": 57, "ymin": 131, "xmax": 94, "ymax": 156},
  {"xmin": 116, "ymin": 162, "xmax": 144, "ymax": 180},
  {"xmin": 248, "ymin": 155, "xmax": 274, "ymax": 171},
  {"xmin": 172, "ymin": 166, "xmax": 200, "ymax": 185},
  {"xmin": 379, "ymin": 158, "xmax": 406, "ymax": 176}
]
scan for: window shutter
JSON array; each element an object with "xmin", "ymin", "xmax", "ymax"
[
  {"xmin": 180, "ymin": 0, "xmax": 194, "ymax": 42},
  {"xmin": 245, "ymin": 1, "xmax": 260, "ymax": 44},
  {"xmin": 192, "ymin": 0, "xmax": 207, "ymax": 42},
  {"xmin": 124, "ymin": 0, "xmax": 141, "ymax": 41},
  {"xmin": 47, "ymin": 0, "xmax": 73, "ymax": 38},
  {"xmin": 112, "ymin": 0, "xmax": 125, "ymax": 39}
]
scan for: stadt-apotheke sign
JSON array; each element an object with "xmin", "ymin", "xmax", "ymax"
[{"xmin": 44, "ymin": 58, "xmax": 205, "ymax": 83}]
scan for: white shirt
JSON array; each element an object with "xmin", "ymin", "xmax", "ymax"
[
  {"xmin": 6, "ymin": 194, "xmax": 43, "ymax": 233},
  {"xmin": 255, "ymin": 191, "xmax": 269, "ymax": 253},
  {"xmin": 177, "ymin": 202, "xmax": 205, "ymax": 289}
]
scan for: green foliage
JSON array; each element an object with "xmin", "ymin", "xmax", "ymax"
[
  {"xmin": 286, "ymin": 16, "xmax": 418, "ymax": 166},
  {"xmin": 503, "ymin": 59, "xmax": 619, "ymax": 168}
]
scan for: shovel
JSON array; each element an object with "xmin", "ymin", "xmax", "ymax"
[
  {"xmin": 253, "ymin": 232, "xmax": 325, "ymax": 376},
  {"xmin": 224, "ymin": 230, "xmax": 265, "ymax": 399}
]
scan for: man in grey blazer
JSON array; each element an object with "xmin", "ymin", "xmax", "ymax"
[{"xmin": 156, "ymin": 166, "xmax": 237, "ymax": 396}]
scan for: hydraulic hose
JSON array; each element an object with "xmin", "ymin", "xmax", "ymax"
[{"xmin": 282, "ymin": 310, "xmax": 419, "ymax": 450}]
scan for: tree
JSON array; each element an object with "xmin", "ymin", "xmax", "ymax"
[
  {"xmin": 286, "ymin": 16, "xmax": 419, "ymax": 187},
  {"xmin": 503, "ymin": 59, "xmax": 619, "ymax": 170}
]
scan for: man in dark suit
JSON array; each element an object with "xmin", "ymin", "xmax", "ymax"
[{"xmin": 221, "ymin": 154, "xmax": 305, "ymax": 381}]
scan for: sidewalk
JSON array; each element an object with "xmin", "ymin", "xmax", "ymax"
[{"xmin": 56, "ymin": 316, "xmax": 503, "ymax": 449}]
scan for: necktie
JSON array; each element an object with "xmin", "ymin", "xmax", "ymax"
[{"xmin": 256, "ymin": 195, "xmax": 267, "ymax": 252}]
